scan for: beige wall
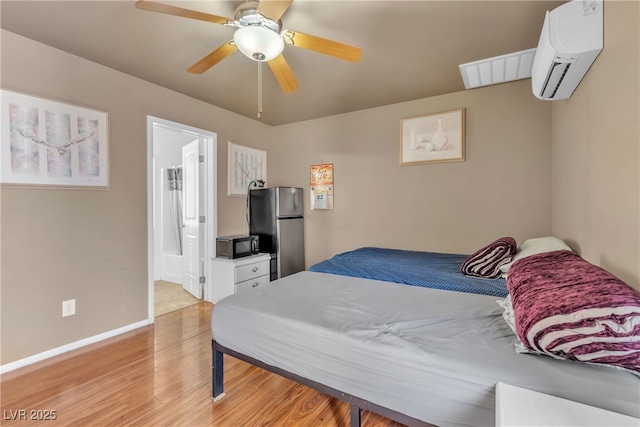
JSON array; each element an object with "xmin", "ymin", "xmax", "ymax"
[
  {"xmin": 551, "ymin": 0, "xmax": 639, "ymax": 289},
  {"xmin": 271, "ymin": 80, "xmax": 553, "ymax": 267},
  {"xmin": 0, "ymin": 30, "xmax": 271, "ymax": 364}
]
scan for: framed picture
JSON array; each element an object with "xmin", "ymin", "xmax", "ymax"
[
  {"xmin": 227, "ymin": 141, "xmax": 267, "ymax": 196},
  {"xmin": 1, "ymin": 88, "xmax": 109, "ymax": 189},
  {"xmin": 400, "ymin": 108, "xmax": 465, "ymax": 165}
]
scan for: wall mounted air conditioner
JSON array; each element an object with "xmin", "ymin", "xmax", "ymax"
[{"xmin": 531, "ymin": 0, "xmax": 603, "ymax": 100}]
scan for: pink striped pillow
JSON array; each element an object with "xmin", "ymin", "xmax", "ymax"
[
  {"xmin": 507, "ymin": 250, "xmax": 640, "ymax": 374},
  {"xmin": 460, "ymin": 237, "xmax": 517, "ymax": 278}
]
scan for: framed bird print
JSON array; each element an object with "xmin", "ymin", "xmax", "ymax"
[
  {"xmin": 227, "ymin": 141, "xmax": 267, "ymax": 196},
  {"xmin": 1, "ymin": 88, "xmax": 109, "ymax": 189}
]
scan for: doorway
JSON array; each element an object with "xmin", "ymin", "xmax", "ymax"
[{"xmin": 146, "ymin": 116, "xmax": 217, "ymax": 320}]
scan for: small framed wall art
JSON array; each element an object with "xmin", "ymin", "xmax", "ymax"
[
  {"xmin": 227, "ymin": 141, "xmax": 267, "ymax": 196},
  {"xmin": 1, "ymin": 88, "xmax": 110, "ymax": 189},
  {"xmin": 400, "ymin": 108, "xmax": 465, "ymax": 166}
]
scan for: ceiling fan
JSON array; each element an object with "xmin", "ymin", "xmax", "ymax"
[{"xmin": 135, "ymin": 0, "xmax": 363, "ymax": 98}]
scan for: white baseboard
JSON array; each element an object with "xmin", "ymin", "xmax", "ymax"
[{"xmin": 0, "ymin": 319, "xmax": 152, "ymax": 375}]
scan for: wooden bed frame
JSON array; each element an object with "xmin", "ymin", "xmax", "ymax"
[{"xmin": 212, "ymin": 339, "xmax": 436, "ymax": 427}]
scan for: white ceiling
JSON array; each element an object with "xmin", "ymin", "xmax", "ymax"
[{"xmin": 0, "ymin": 0, "xmax": 565, "ymax": 126}]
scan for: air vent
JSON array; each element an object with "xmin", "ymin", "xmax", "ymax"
[
  {"xmin": 459, "ymin": 48, "xmax": 537, "ymax": 89},
  {"xmin": 539, "ymin": 62, "xmax": 572, "ymax": 99}
]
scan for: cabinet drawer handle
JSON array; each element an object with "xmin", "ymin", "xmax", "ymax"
[
  {"xmin": 252, "ymin": 282, "xmax": 259, "ymax": 288},
  {"xmin": 252, "ymin": 267, "xmax": 259, "ymax": 272}
]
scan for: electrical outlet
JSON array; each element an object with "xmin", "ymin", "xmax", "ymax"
[{"xmin": 62, "ymin": 299, "xmax": 76, "ymax": 317}]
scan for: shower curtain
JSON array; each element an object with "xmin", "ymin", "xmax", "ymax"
[{"xmin": 167, "ymin": 166, "xmax": 183, "ymax": 255}]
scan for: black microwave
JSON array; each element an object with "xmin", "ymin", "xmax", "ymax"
[{"xmin": 216, "ymin": 235, "xmax": 259, "ymax": 259}]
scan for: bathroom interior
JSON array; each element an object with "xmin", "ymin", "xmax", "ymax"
[{"xmin": 152, "ymin": 124, "xmax": 201, "ymax": 315}]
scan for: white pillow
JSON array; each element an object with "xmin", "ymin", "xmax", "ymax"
[
  {"xmin": 496, "ymin": 295, "xmax": 517, "ymax": 335},
  {"xmin": 500, "ymin": 237, "xmax": 572, "ymax": 274}
]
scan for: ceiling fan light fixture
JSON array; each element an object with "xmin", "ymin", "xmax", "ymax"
[{"xmin": 234, "ymin": 26, "xmax": 284, "ymax": 62}]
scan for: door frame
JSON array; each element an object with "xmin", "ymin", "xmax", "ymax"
[{"xmin": 146, "ymin": 116, "xmax": 217, "ymax": 321}]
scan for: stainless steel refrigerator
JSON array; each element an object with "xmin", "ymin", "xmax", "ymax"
[{"xmin": 249, "ymin": 187, "xmax": 305, "ymax": 280}]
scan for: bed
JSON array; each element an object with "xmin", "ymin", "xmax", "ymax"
[
  {"xmin": 210, "ymin": 244, "xmax": 640, "ymax": 426},
  {"xmin": 308, "ymin": 247, "xmax": 509, "ymax": 298}
]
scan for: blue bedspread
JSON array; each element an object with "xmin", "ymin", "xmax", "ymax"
[{"xmin": 308, "ymin": 247, "xmax": 508, "ymax": 297}]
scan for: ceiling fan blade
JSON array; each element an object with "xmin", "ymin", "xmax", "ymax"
[
  {"xmin": 135, "ymin": 0, "xmax": 230, "ymax": 25},
  {"xmin": 187, "ymin": 41, "xmax": 237, "ymax": 74},
  {"xmin": 256, "ymin": 0, "xmax": 293, "ymax": 22},
  {"xmin": 268, "ymin": 55, "xmax": 299, "ymax": 93},
  {"xmin": 283, "ymin": 30, "xmax": 362, "ymax": 62}
]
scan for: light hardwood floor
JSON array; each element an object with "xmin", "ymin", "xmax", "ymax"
[{"xmin": 0, "ymin": 303, "xmax": 405, "ymax": 426}]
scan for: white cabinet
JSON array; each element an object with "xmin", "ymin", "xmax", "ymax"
[
  {"xmin": 495, "ymin": 382, "xmax": 640, "ymax": 426},
  {"xmin": 210, "ymin": 254, "xmax": 271, "ymax": 303}
]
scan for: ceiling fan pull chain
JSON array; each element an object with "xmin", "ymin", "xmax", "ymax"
[{"xmin": 257, "ymin": 61, "xmax": 263, "ymax": 118}]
